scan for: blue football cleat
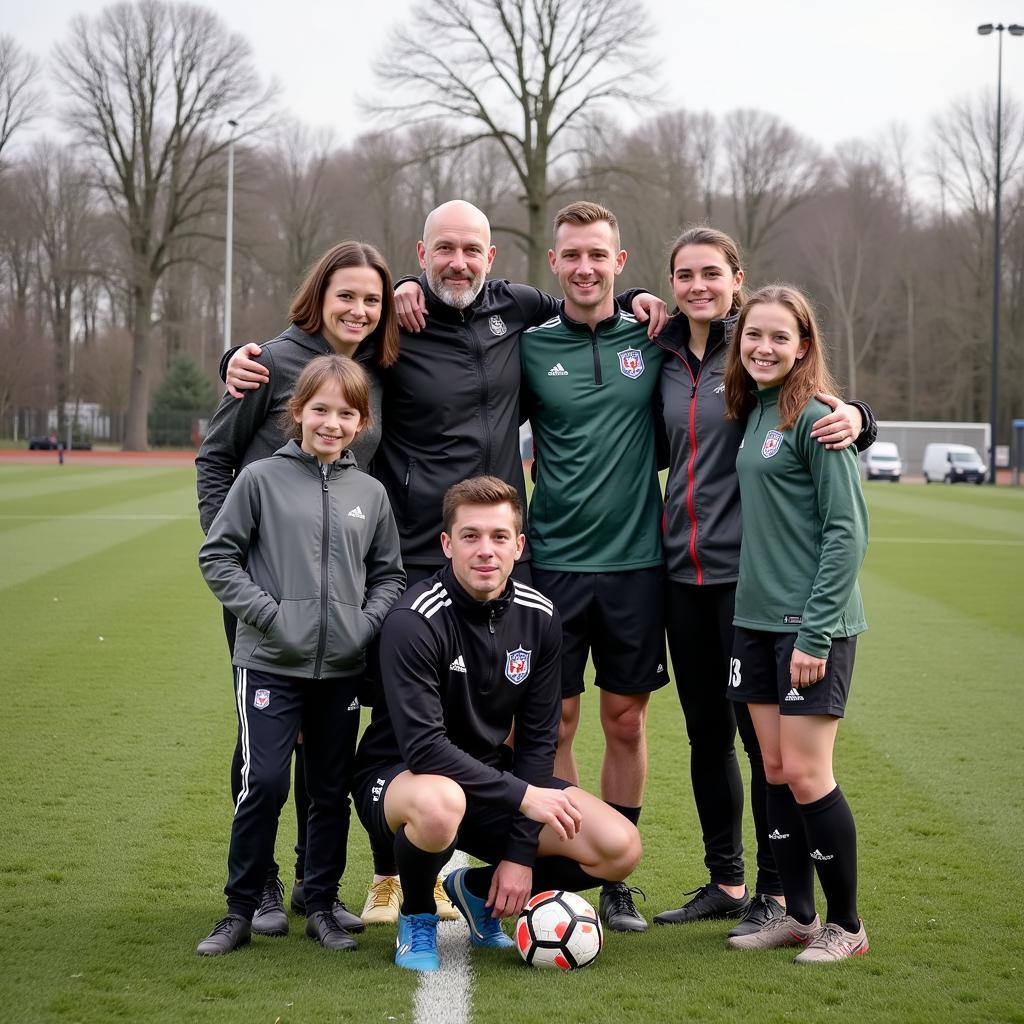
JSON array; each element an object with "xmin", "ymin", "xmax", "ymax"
[
  {"xmin": 395, "ymin": 912, "xmax": 440, "ymax": 972},
  {"xmin": 443, "ymin": 867, "xmax": 514, "ymax": 948}
]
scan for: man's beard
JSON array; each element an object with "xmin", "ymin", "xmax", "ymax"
[{"xmin": 428, "ymin": 267, "xmax": 486, "ymax": 309}]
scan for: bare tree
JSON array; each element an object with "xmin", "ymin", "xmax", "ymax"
[
  {"xmin": 928, "ymin": 92, "xmax": 1024, "ymax": 423},
  {"xmin": 54, "ymin": 0, "xmax": 276, "ymax": 449},
  {"xmin": 262, "ymin": 118, "xmax": 337, "ymax": 291},
  {"xmin": 721, "ymin": 109, "xmax": 827, "ymax": 274},
  {"xmin": 373, "ymin": 0, "xmax": 654, "ymax": 284},
  {"xmin": 27, "ymin": 141, "xmax": 100, "ymax": 438},
  {"xmin": 805, "ymin": 145, "xmax": 903, "ymax": 396},
  {"xmin": 0, "ymin": 36, "xmax": 44, "ymax": 168}
]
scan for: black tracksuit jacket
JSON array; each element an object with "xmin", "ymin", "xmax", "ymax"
[
  {"xmin": 355, "ymin": 565, "xmax": 563, "ymax": 866},
  {"xmin": 373, "ymin": 275, "xmax": 561, "ymax": 567}
]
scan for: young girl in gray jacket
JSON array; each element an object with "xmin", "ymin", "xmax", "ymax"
[{"xmin": 196, "ymin": 355, "xmax": 405, "ymax": 956}]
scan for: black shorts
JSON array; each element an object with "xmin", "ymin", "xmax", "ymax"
[
  {"xmin": 352, "ymin": 759, "xmax": 571, "ymax": 866},
  {"xmin": 727, "ymin": 628, "xmax": 856, "ymax": 718},
  {"xmin": 531, "ymin": 567, "xmax": 669, "ymax": 698}
]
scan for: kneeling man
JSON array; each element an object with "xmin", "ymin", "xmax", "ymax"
[{"xmin": 353, "ymin": 476, "xmax": 642, "ymax": 972}]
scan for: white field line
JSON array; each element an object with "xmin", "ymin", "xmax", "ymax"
[{"xmin": 414, "ymin": 852, "xmax": 472, "ymax": 1024}]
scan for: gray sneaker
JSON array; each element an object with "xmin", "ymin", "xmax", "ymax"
[
  {"xmin": 727, "ymin": 912, "xmax": 820, "ymax": 950},
  {"xmin": 251, "ymin": 876, "xmax": 288, "ymax": 936},
  {"xmin": 728, "ymin": 893, "xmax": 785, "ymax": 937},
  {"xmin": 794, "ymin": 919, "xmax": 868, "ymax": 963},
  {"xmin": 196, "ymin": 914, "xmax": 251, "ymax": 956}
]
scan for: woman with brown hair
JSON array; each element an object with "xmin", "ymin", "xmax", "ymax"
[
  {"xmin": 196, "ymin": 240, "xmax": 400, "ymax": 940},
  {"xmin": 721, "ymin": 284, "xmax": 868, "ymax": 962}
]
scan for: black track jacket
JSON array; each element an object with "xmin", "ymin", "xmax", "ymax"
[
  {"xmin": 355, "ymin": 564, "xmax": 563, "ymax": 866},
  {"xmin": 373, "ymin": 275, "xmax": 560, "ymax": 567}
]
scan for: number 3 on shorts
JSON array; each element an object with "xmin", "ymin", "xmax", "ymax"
[{"xmin": 729, "ymin": 658, "xmax": 742, "ymax": 688}]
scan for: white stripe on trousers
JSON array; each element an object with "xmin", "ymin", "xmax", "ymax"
[{"xmin": 233, "ymin": 666, "xmax": 252, "ymax": 814}]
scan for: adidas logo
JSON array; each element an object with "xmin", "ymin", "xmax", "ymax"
[
  {"xmin": 768, "ymin": 829, "xmax": 790, "ymax": 840},
  {"xmin": 449, "ymin": 655, "xmax": 467, "ymax": 673},
  {"xmin": 347, "ymin": 697, "xmax": 360, "ymax": 711},
  {"xmin": 348, "ymin": 506, "xmax": 366, "ymax": 519},
  {"xmin": 810, "ymin": 849, "xmax": 834, "ymax": 861},
  {"xmin": 547, "ymin": 362, "xmax": 569, "ymax": 376},
  {"xmin": 784, "ymin": 688, "xmax": 804, "ymax": 702}
]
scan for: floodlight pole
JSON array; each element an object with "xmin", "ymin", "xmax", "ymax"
[
  {"xmin": 223, "ymin": 119, "xmax": 239, "ymax": 354},
  {"xmin": 978, "ymin": 24, "xmax": 1024, "ymax": 483}
]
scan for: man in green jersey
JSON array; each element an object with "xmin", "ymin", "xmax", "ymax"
[{"xmin": 521, "ymin": 202, "xmax": 668, "ymax": 933}]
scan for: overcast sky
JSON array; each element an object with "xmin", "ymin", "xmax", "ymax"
[{"xmin": 11, "ymin": 0, "xmax": 1024, "ymax": 161}]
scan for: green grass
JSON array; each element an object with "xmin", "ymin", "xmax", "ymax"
[{"xmin": 1, "ymin": 468, "xmax": 1022, "ymax": 1023}]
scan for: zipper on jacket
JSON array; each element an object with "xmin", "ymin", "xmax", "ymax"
[
  {"xmin": 314, "ymin": 463, "xmax": 330, "ymax": 679},
  {"xmin": 590, "ymin": 330, "xmax": 603, "ymax": 385},
  {"xmin": 403, "ymin": 459, "xmax": 416, "ymax": 520},
  {"xmin": 487, "ymin": 607, "xmax": 497, "ymax": 690},
  {"xmin": 472, "ymin": 330, "xmax": 493, "ymax": 472},
  {"xmin": 666, "ymin": 349, "xmax": 706, "ymax": 585}
]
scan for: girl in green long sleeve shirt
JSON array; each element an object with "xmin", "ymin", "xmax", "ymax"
[{"xmin": 721, "ymin": 284, "xmax": 869, "ymax": 964}]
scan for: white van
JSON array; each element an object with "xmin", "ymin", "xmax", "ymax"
[
  {"xmin": 862, "ymin": 441, "xmax": 902, "ymax": 482},
  {"xmin": 922, "ymin": 443, "xmax": 987, "ymax": 485}
]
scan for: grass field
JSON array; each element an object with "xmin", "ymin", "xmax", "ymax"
[{"xmin": 1, "ymin": 465, "xmax": 1022, "ymax": 1024}]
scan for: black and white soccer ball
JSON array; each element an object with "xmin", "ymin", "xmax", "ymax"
[{"xmin": 515, "ymin": 890, "xmax": 603, "ymax": 970}]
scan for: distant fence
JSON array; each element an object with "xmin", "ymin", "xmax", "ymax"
[
  {"xmin": 876, "ymin": 421, "xmax": 991, "ymax": 477},
  {"xmin": 2, "ymin": 407, "xmax": 206, "ymax": 448}
]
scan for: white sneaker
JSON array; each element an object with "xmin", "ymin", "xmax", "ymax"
[
  {"xmin": 794, "ymin": 919, "xmax": 868, "ymax": 963},
  {"xmin": 727, "ymin": 913, "xmax": 821, "ymax": 950}
]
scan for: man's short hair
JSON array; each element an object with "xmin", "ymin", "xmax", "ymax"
[
  {"xmin": 442, "ymin": 476, "xmax": 523, "ymax": 534},
  {"xmin": 552, "ymin": 201, "xmax": 620, "ymax": 249}
]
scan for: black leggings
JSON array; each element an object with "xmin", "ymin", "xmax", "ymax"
[{"xmin": 665, "ymin": 581, "xmax": 780, "ymax": 896}]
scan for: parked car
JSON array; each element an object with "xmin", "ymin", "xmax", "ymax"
[
  {"xmin": 27, "ymin": 435, "xmax": 92, "ymax": 451},
  {"xmin": 922, "ymin": 443, "xmax": 986, "ymax": 484},
  {"xmin": 862, "ymin": 441, "xmax": 902, "ymax": 482}
]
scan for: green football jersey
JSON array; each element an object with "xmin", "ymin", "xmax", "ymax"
[
  {"xmin": 733, "ymin": 387, "xmax": 868, "ymax": 657},
  {"xmin": 521, "ymin": 308, "xmax": 664, "ymax": 571}
]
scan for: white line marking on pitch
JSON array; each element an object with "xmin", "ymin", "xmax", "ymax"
[{"xmin": 414, "ymin": 852, "xmax": 472, "ymax": 1024}]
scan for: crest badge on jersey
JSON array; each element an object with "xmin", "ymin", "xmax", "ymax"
[
  {"xmin": 617, "ymin": 347, "xmax": 644, "ymax": 379},
  {"xmin": 253, "ymin": 688, "xmax": 271, "ymax": 710},
  {"xmin": 505, "ymin": 647, "xmax": 532, "ymax": 685},
  {"xmin": 761, "ymin": 430, "xmax": 784, "ymax": 459},
  {"xmin": 489, "ymin": 314, "xmax": 507, "ymax": 336}
]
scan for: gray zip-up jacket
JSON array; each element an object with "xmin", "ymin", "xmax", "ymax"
[
  {"xmin": 197, "ymin": 325, "xmax": 383, "ymax": 534},
  {"xmin": 199, "ymin": 441, "xmax": 405, "ymax": 679}
]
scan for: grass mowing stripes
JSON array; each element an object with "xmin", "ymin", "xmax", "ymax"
[{"xmin": 2, "ymin": 466, "xmax": 1022, "ymax": 1023}]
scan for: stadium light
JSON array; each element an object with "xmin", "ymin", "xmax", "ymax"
[
  {"xmin": 223, "ymin": 118, "xmax": 239, "ymax": 354},
  {"xmin": 977, "ymin": 24, "xmax": 1023, "ymax": 483}
]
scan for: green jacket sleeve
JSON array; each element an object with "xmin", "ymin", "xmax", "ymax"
[{"xmin": 795, "ymin": 419, "xmax": 869, "ymax": 657}]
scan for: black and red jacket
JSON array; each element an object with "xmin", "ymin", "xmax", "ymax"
[{"xmin": 656, "ymin": 314, "xmax": 744, "ymax": 585}]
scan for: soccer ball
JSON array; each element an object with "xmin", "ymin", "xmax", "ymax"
[{"xmin": 515, "ymin": 890, "xmax": 603, "ymax": 970}]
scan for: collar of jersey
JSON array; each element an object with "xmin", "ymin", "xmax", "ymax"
[
  {"xmin": 655, "ymin": 311, "xmax": 737, "ymax": 355},
  {"xmin": 557, "ymin": 300, "xmax": 622, "ymax": 334},
  {"xmin": 442, "ymin": 563, "xmax": 515, "ymax": 622}
]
